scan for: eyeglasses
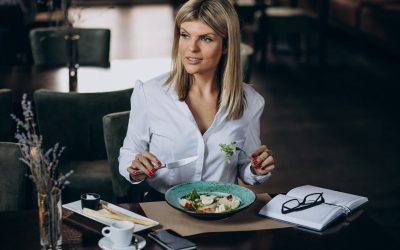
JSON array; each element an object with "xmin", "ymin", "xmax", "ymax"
[{"xmin": 281, "ymin": 193, "xmax": 325, "ymax": 214}]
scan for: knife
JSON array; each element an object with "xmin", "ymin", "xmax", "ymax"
[{"xmin": 131, "ymin": 155, "xmax": 198, "ymax": 176}]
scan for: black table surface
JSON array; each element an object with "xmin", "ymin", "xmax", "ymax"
[{"xmin": 0, "ymin": 202, "xmax": 397, "ymax": 250}]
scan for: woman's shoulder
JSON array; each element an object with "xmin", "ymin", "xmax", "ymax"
[
  {"xmin": 134, "ymin": 72, "xmax": 170, "ymax": 92},
  {"xmin": 242, "ymin": 83, "xmax": 265, "ymax": 107}
]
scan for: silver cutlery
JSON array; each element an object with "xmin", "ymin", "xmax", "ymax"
[
  {"xmin": 132, "ymin": 155, "xmax": 198, "ymax": 176},
  {"xmin": 236, "ymin": 146, "xmax": 272, "ymax": 159},
  {"xmin": 235, "ymin": 146, "xmax": 252, "ymax": 158}
]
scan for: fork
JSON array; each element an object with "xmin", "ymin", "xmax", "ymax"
[
  {"xmin": 235, "ymin": 146, "xmax": 252, "ymax": 159},
  {"xmin": 236, "ymin": 146, "xmax": 273, "ymax": 160}
]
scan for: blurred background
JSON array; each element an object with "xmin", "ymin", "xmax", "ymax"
[{"xmin": 1, "ymin": 0, "xmax": 399, "ymax": 242}]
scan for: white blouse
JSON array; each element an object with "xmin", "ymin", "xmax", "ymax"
[{"xmin": 119, "ymin": 73, "xmax": 271, "ymax": 193}]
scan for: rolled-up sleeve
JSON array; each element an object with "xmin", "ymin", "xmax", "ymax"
[
  {"xmin": 118, "ymin": 80, "xmax": 150, "ymax": 183},
  {"xmin": 238, "ymin": 93, "xmax": 271, "ymax": 185}
]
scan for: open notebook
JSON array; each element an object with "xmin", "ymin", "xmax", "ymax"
[{"xmin": 259, "ymin": 185, "xmax": 368, "ymax": 231}]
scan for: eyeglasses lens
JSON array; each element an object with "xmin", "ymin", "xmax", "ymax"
[
  {"xmin": 284, "ymin": 199, "xmax": 300, "ymax": 209},
  {"xmin": 304, "ymin": 193, "xmax": 322, "ymax": 204}
]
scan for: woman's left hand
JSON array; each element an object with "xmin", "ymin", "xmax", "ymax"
[{"xmin": 250, "ymin": 145, "xmax": 275, "ymax": 176}]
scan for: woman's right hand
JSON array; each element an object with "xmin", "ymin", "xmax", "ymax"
[{"xmin": 127, "ymin": 151, "xmax": 162, "ymax": 181}]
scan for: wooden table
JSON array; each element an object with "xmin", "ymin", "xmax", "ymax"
[
  {"xmin": 0, "ymin": 203, "xmax": 397, "ymax": 250},
  {"xmin": 0, "ymin": 58, "xmax": 171, "ymax": 95}
]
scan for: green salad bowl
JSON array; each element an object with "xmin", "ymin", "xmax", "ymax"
[{"xmin": 165, "ymin": 181, "xmax": 256, "ymax": 220}]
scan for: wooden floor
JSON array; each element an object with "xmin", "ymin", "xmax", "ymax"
[{"xmin": 6, "ymin": 2, "xmax": 400, "ymax": 241}]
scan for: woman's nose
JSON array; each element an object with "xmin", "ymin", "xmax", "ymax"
[{"xmin": 189, "ymin": 39, "xmax": 200, "ymax": 52}]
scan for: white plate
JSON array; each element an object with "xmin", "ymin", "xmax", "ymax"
[
  {"xmin": 98, "ymin": 234, "xmax": 146, "ymax": 250},
  {"xmin": 62, "ymin": 200, "xmax": 159, "ymax": 233}
]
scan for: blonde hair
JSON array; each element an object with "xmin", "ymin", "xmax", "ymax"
[{"xmin": 166, "ymin": 0, "xmax": 245, "ymax": 120}]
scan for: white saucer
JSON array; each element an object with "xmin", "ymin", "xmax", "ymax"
[{"xmin": 98, "ymin": 234, "xmax": 146, "ymax": 250}]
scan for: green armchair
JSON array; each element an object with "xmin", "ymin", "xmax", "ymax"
[
  {"xmin": 33, "ymin": 88, "xmax": 133, "ymax": 203},
  {"xmin": 0, "ymin": 142, "xmax": 26, "ymax": 211},
  {"xmin": 103, "ymin": 111, "xmax": 150, "ymax": 203},
  {"xmin": 29, "ymin": 27, "xmax": 111, "ymax": 67}
]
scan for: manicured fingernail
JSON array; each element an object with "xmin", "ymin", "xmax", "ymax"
[
  {"xmin": 252, "ymin": 159, "xmax": 258, "ymax": 165},
  {"xmin": 157, "ymin": 161, "xmax": 161, "ymax": 167},
  {"xmin": 150, "ymin": 169, "xmax": 156, "ymax": 175},
  {"xmin": 132, "ymin": 170, "xmax": 137, "ymax": 175}
]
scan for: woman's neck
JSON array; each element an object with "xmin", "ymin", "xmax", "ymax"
[{"xmin": 191, "ymin": 73, "xmax": 219, "ymax": 96}]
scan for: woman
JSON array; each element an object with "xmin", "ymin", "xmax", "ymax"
[{"xmin": 119, "ymin": 0, "xmax": 275, "ymax": 201}]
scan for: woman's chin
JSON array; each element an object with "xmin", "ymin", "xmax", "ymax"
[
  {"xmin": 185, "ymin": 70, "xmax": 203, "ymax": 76},
  {"xmin": 183, "ymin": 65, "xmax": 200, "ymax": 75}
]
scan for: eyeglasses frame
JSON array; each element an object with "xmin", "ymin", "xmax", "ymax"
[{"xmin": 281, "ymin": 192, "xmax": 325, "ymax": 214}]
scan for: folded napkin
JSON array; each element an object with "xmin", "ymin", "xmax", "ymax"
[{"xmin": 140, "ymin": 193, "xmax": 292, "ymax": 236}]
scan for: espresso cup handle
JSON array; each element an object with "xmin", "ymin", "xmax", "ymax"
[{"xmin": 102, "ymin": 226, "xmax": 111, "ymax": 237}]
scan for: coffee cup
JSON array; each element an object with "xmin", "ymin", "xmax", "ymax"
[{"xmin": 101, "ymin": 221, "xmax": 135, "ymax": 247}]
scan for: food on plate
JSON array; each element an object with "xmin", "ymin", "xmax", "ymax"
[
  {"xmin": 82, "ymin": 205, "xmax": 157, "ymax": 226},
  {"xmin": 178, "ymin": 189, "xmax": 241, "ymax": 213}
]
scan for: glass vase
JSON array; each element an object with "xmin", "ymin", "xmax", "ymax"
[{"xmin": 37, "ymin": 187, "xmax": 62, "ymax": 250}]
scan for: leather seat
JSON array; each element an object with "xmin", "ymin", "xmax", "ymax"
[
  {"xmin": 0, "ymin": 142, "xmax": 26, "ymax": 211},
  {"xmin": 0, "ymin": 89, "xmax": 26, "ymax": 211},
  {"xmin": 103, "ymin": 111, "xmax": 150, "ymax": 203},
  {"xmin": 34, "ymin": 88, "xmax": 133, "ymax": 203}
]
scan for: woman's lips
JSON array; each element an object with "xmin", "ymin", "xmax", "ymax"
[{"xmin": 186, "ymin": 57, "xmax": 202, "ymax": 65}]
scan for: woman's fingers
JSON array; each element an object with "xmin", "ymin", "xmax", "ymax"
[
  {"xmin": 254, "ymin": 164, "xmax": 275, "ymax": 175},
  {"xmin": 251, "ymin": 146, "xmax": 273, "ymax": 169},
  {"xmin": 259, "ymin": 155, "xmax": 274, "ymax": 169},
  {"xmin": 127, "ymin": 166, "xmax": 147, "ymax": 181},
  {"xmin": 137, "ymin": 154, "xmax": 156, "ymax": 174},
  {"xmin": 251, "ymin": 145, "xmax": 268, "ymax": 158},
  {"xmin": 130, "ymin": 158, "xmax": 152, "ymax": 177},
  {"xmin": 262, "ymin": 164, "xmax": 275, "ymax": 172},
  {"xmin": 250, "ymin": 145, "xmax": 276, "ymax": 175},
  {"xmin": 128, "ymin": 151, "xmax": 161, "ymax": 179},
  {"xmin": 141, "ymin": 151, "xmax": 162, "ymax": 167}
]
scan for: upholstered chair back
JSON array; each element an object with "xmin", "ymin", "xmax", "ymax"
[
  {"xmin": 30, "ymin": 27, "xmax": 111, "ymax": 67},
  {"xmin": 0, "ymin": 142, "xmax": 26, "ymax": 211},
  {"xmin": 33, "ymin": 89, "xmax": 133, "ymax": 202},
  {"xmin": 103, "ymin": 111, "xmax": 150, "ymax": 202}
]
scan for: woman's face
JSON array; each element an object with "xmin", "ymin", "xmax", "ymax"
[{"xmin": 178, "ymin": 21, "xmax": 225, "ymax": 77}]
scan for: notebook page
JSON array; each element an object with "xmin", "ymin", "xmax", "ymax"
[
  {"xmin": 287, "ymin": 185, "xmax": 368, "ymax": 210},
  {"xmin": 259, "ymin": 194, "xmax": 343, "ymax": 231}
]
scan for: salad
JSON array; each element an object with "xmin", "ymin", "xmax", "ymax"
[{"xmin": 179, "ymin": 189, "xmax": 241, "ymax": 213}]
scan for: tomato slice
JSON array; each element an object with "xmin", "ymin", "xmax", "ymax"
[
  {"xmin": 227, "ymin": 195, "xmax": 233, "ymax": 201},
  {"xmin": 184, "ymin": 202, "xmax": 192, "ymax": 209}
]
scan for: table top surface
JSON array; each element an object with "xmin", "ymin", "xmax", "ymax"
[
  {"xmin": 0, "ymin": 202, "xmax": 397, "ymax": 250},
  {"xmin": 0, "ymin": 58, "xmax": 171, "ymax": 95}
]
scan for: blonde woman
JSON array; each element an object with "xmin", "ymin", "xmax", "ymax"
[{"xmin": 119, "ymin": 0, "xmax": 275, "ymax": 201}]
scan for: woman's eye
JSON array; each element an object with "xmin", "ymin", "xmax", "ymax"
[
  {"xmin": 202, "ymin": 37, "xmax": 212, "ymax": 43},
  {"xmin": 180, "ymin": 33, "xmax": 189, "ymax": 39}
]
